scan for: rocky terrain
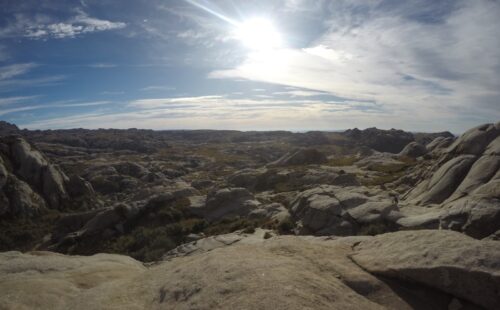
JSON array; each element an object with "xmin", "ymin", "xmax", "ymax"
[{"xmin": 0, "ymin": 120, "xmax": 499, "ymax": 309}]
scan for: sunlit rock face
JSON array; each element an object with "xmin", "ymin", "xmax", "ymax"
[
  {"xmin": 403, "ymin": 122, "xmax": 500, "ymax": 238},
  {"xmin": 1, "ymin": 230, "xmax": 498, "ymax": 310}
]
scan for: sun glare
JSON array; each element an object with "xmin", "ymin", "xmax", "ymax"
[{"xmin": 234, "ymin": 18, "xmax": 283, "ymax": 50}]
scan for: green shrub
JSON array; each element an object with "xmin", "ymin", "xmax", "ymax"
[
  {"xmin": 277, "ymin": 217, "xmax": 295, "ymax": 234},
  {"xmin": 357, "ymin": 221, "xmax": 397, "ymax": 236},
  {"xmin": 0, "ymin": 211, "xmax": 60, "ymax": 251},
  {"xmin": 203, "ymin": 218, "xmax": 264, "ymax": 236}
]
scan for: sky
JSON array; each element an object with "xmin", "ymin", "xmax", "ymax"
[{"xmin": 0, "ymin": 0, "xmax": 499, "ymax": 133}]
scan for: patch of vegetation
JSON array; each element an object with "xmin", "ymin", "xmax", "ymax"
[
  {"xmin": 328, "ymin": 156, "xmax": 358, "ymax": 166},
  {"xmin": 108, "ymin": 225, "xmax": 181, "ymax": 262},
  {"xmin": 0, "ymin": 211, "xmax": 61, "ymax": 251},
  {"xmin": 367, "ymin": 163, "xmax": 408, "ymax": 174},
  {"xmin": 361, "ymin": 159, "xmax": 417, "ymax": 187},
  {"xmin": 360, "ymin": 172, "xmax": 406, "ymax": 187},
  {"xmin": 203, "ymin": 217, "xmax": 265, "ymax": 236},
  {"xmin": 277, "ymin": 217, "xmax": 296, "ymax": 235},
  {"xmin": 195, "ymin": 145, "xmax": 249, "ymax": 165},
  {"xmin": 60, "ymin": 197, "xmax": 207, "ymax": 262},
  {"xmin": 357, "ymin": 221, "xmax": 398, "ymax": 236},
  {"xmin": 273, "ymin": 182, "xmax": 301, "ymax": 193},
  {"xmin": 267, "ymin": 193, "xmax": 291, "ymax": 207},
  {"xmin": 66, "ymin": 198, "xmax": 278, "ymax": 262}
]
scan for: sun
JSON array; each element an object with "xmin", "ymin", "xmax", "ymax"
[{"xmin": 234, "ymin": 17, "xmax": 283, "ymax": 50}]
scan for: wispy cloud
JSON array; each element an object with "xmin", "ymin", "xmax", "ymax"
[
  {"xmin": 129, "ymin": 96, "xmax": 223, "ymax": 108},
  {"xmin": 2, "ymin": 9, "xmax": 126, "ymax": 40},
  {"xmin": 20, "ymin": 94, "xmax": 385, "ymax": 130},
  {"xmin": 0, "ymin": 95, "xmax": 40, "ymax": 106},
  {"xmin": 101, "ymin": 91, "xmax": 124, "ymax": 95},
  {"xmin": 140, "ymin": 85, "xmax": 176, "ymax": 92},
  {"xmin": 0, "ymin": 63, "xmax": 37, "ymax": 80},
  {"xmin": 274, "ymin": 90, "xmax": 329, "ymax": 97},
  {"xmin": 0, "ymin": 100, "xmax": 112, "ymax": 116},
  {"xmin": 0, "ymin": 75, "xmax": 66, "ymax": 92},
  {"xmin": 0, "ymin": 63, "xmax": 64, "ymax": 92},
  {"xmin": 87, "ymin": 63, "xmax": 117, "ymax": 68},
  {"xmin": 0, "ymin": 45, "xmax": 9, "ymax": 61}
]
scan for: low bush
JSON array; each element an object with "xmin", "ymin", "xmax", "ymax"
[
  {"xmin": 0, "ymin": 211, "xmax": 60, "ymax": 251},
  {"xmin": 277, "ymin": 217, "xmax": 296, "ymax": 234}
]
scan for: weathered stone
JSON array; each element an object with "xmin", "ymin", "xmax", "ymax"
[
  {"xmin": 352, "ymin": 230, "xmax": 500, "ymax": 309},
  {"xmin": 398, "ymin": 142, "xmax": 428, "ymax": 158}
]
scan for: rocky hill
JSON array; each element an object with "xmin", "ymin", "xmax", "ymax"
[{"xmin": 0, "ymin": 120, "xmax": 498, "ymax": 309}]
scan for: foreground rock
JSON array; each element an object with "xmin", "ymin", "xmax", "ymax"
[
  {"xmin": 1, "ymin": 230, "xmax": 496, "ymax": 309},
  {"xmin": 352, "ymin": 230, "xmax": 500, "ymax": 309}
]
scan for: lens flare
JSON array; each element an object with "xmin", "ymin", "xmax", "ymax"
[{"xmin": 234, "ymin": 18, "xmax": 283, "ymax": 50}]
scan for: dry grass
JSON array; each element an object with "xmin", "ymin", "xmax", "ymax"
[
  {"xmin": 361, "ymin": 158, "xmax": 417, "ymax": 186},
  {"xmin": 328, "ymin": 156, "xmax": 359, "ymax": 166}
]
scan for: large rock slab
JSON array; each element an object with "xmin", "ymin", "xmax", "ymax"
[
  {"xmin": 6, "ymin": 136, "xmax": 69, "ymax": 209},
  {"xmin": 446, "ymin": 123, "xmax": 499, "ymax": 155},
  {"xmin": 0, "ymin": 251, "xmax": 146, "ymax": 309},
  {"xmin": 0, "ymin": 136, "xmax": 93, "ymax": 216},
  {"xmin": 351, "ymin": 230, "xmax": 500, "ymax": 309},
  {"xmin": 398, "ymin": 142, "xmax": 427, "ymax": 158},
  {"xmin": 290, "ymin": 185, "xmax": 401, "ymax": 235},
  {"xmin": 403, "ymin": 123, "xmax": 500, "ymax": 238},
  {"xmin": 426, "ymin": 136, "xmax": 454, "ymax": 154},
  {"xmin": 415, "ymin": 155, "xmax": 476, "ymax": 205},
  {"xmin": 2, "ymin": 230, "xmax": 496, "ymax": 309},
  {"xmin": 193, "ymin": 188, "xmax": 261, "ymax": 221},
  {"xmin": 2, "ymin": 175, "xmax": 47, "ymax": 216}
]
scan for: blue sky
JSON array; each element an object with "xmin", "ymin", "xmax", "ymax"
[{"xmin": 0, "ymin": 0, "xmax": 499, "ymax": 132}]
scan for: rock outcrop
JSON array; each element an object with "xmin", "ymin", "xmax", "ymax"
[
  {"xmin": 343, "ymin": 127, "xmax": 414, "ymax": 153},
  {"xmin": 1, "ymin": 230, "xmax": 497, "ymax": 309},
  {"xmin": 191, "ymin": 188, "xmax": 261, "ymax": 221},
  {"xmin": 398, "ymin": 142, "xmax": 427, "ymax": 158},
  {"xmin": 0, "ymin": 121, "xmax": 19, "ymax": 136},
  {"xmin": 426, "ymin": 136, "xmax": 455, "ymax": 154},
  {"xmin": 403, "ymin": 122, "xmax": 500, "ymax": 238},
  {"xmin": 352, "ymin": 230, "xmax": 500, "ymax": 309},
  {"xmin": 414, "ymin": 131, "xmax": 454, "ymax": 145},
  {"xmin": 290, "ymin": 185, "xmax": 401, "ymax": 235},
  {"xmin": 0, "ymin": 136, "xmax": 95, "ymax": 217}
]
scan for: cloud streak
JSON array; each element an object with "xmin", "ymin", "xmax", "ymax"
[
  {"xmin": 25, "ymin": 11, "xmax": 126, "ymax": 39},
  {"xmin": 1, "ymin": 9, "xmax": 126, "ymax": 40},
  {"xmin": 0, "ymin": 63, "xmax": 37, "ymax": 80},
  {"xmin": 21, "ymin": 95, "xmax": 386, "ymax": 130},
  {"xmin": 0, "ymin": 100, "xmax": 112, "ymax": 116}
]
